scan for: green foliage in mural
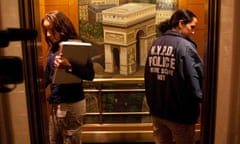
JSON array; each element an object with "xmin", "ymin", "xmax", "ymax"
[{"xmin": 79, "ymin": 19, "xmax": 103, "ymax": 42}]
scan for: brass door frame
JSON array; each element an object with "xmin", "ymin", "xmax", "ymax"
[
  {"xmin": 201, "ymin": 0, "xmax": 220, "ymax": 143},
  {"xmin": 18, "ymin": 0, "xmax": 220, "ymax": 144},
  {"xmin": 18, "ymin": 0, "xmax": 49, "ymax": 144}
]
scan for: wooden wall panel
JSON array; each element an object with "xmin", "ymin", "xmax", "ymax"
[
  {"xmin": 188, "ymin": 4, "xmax": 207, "ymax": 59},
  {"xmin": 188, "ymin": 0, "xmax": 204, "ymax": 4},
  {"xmin": 39, "ymin": 0, "xmax": 79, "ymax": 33},
  {"xmin": 42, "ymin": 0, "xmax": 69, "ymax": 5},
  {"xmin": 191, "ymin": 29, "xmax": 207, "ymax": 58},
  {"xmin": 178, "ymin": 0, "xmax": 187, "ymax": 8},
  {"xmin": 178, "ymin": 0, "xmax": 207, "ymax": 59},
  {"xmin": 44, "ymin": 6, "xmax": 69, "ymax": 17},
  {"xmin": 188, "ymin": 4, "xmax": 207, "ymax": 27}
]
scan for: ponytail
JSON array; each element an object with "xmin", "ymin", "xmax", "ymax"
[{"xmin": 158, "ymin": 19, "xmax": 172, "ymax": 34}]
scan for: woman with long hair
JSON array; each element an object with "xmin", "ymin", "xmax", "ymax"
[{"xmin": 41, "ymin": 10, "xmax": 95, "ymax": 144}]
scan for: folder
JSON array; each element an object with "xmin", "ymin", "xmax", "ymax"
[{"xmin": 52, "ymin": 41, "xmax": 92, "ymax": 84}]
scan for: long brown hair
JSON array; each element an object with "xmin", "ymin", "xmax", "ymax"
[{"xmin": 41, "ymin": 10, "xmax": 78, "ymax": 49}]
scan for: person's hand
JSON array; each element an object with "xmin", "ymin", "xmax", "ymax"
[{"xmin": 54, "ymin": 55, "xmax": 72, "ymax": 69}]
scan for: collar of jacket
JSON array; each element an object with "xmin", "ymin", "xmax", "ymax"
[{"xmin": 163, "ymin": 30, "xmax": 197, "ymax": 48}]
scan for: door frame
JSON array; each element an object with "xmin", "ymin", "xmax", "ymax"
[
  {"xmin": 200, "ymin": 0, "xmax": 220, "ymax": 143},
  {"xmin": 19, "ymin": 0, "xmax": 49, "ymax": 144},
  {"xmin": 19, "ymin": 0, "xmax": 220, "ymax": 143}
]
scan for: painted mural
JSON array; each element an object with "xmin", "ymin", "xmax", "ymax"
[{"xmin": 78, "ymin": 0, "xmax": 178, "ymax": 78}]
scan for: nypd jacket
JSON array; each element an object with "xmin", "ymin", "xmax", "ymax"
[{"xmin": 144, "ymin": 30, "xmax": 203, "ymax": 124}]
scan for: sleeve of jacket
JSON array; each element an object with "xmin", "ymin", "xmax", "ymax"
[{"xmin": 182, "ymin": 45, "xmax": 203, "ymax": 102}]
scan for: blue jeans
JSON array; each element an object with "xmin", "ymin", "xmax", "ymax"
[
  {"xmin": 49, "ymin": 99, "xmax": 86, "ymax": 144},
  {"xmin": 152, "ymin": 116, "xmax": 195, "ymax": 144}
]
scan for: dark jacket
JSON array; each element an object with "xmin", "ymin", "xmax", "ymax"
[
  {"xmin": 144, "ymin": 30, "xmax": 203, "ymax": 124},
  {"xmin": 44, "ymin": 47, "xmax": 95, "ymax": 104}
]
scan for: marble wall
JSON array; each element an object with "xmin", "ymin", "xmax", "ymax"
[
  {"xmin": 215, "ymin": 0, "xmax": 240, "ymax": 143},
  {"xmin": 0, "ymin": 0, "xmax": 30, "ymax": 144}
]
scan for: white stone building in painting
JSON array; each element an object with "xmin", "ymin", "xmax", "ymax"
[{"xmin": 102, "ymin": 3, "xmax": 156, "ymax": 75}]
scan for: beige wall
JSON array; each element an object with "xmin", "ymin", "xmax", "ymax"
[
  {"xmin": 0, "ymin": 0, "xmax": 30, "ymax": 144},
  {"xmin": 215, "ymin": 0, "xmax": 240, "ymax": 143}
]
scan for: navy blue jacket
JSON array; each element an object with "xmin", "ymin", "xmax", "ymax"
[
  {"xmin": 45, "ymin": 47, "xmax": 95, "ymax": 104},
  {"xmin": 144, "ymin": 30, "xmax": 203, "ymax": 124}
]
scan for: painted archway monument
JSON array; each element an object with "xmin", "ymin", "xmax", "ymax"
[{"xmin": 102, "ymin": 3, "xmax": 156, "ymax": 75}]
